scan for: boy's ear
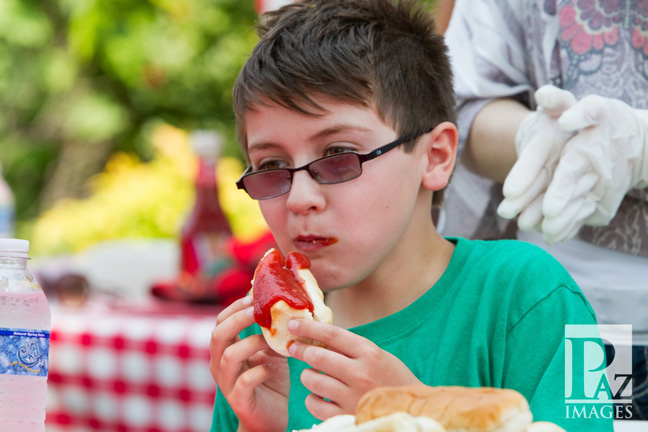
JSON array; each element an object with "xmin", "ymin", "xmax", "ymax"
[{"xmin": 420, "ymin": 121, "xmax": 458, "ymax": 191}]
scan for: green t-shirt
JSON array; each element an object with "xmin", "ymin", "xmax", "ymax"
[{"xmin": 210, "ymin": 237, "xmax": 612, "ymax": 431}]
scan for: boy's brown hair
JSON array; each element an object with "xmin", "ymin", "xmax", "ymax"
[{"xmin": 233, "ymin": 0, "xmax": 455, "ymax": 206}]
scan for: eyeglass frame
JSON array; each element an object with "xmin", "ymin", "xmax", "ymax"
[{"xmin": 236, "ymin": 127, "xmax": 433, "ymax": 200}]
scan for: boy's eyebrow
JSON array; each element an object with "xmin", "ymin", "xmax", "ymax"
[
  {"xmin": 248, "ymin": 124, "xmax": 373, "ymax": 153},
  {"xmin": 310, "ymin": 124, "xmax": 373, "ymax": 141},
  {"xmin": 247, "ymin": 141, "xmax": 281, "ymax": 154}
]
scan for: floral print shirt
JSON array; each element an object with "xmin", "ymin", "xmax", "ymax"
[{"xmin": 446, "ymin": 0, "xmax": 648, "ymax": 256}]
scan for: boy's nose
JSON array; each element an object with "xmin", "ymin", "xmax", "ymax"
[{"xmin": 286, "ymin": 170, "xmax": 326, "ymax": 214}]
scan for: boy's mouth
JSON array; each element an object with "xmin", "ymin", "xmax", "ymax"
[{"xmin": 293, "ymin": 235, "xmax": 339, "ymax": 251}]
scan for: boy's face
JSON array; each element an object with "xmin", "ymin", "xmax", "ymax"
[{"xmin": 245, "ymin": 97, "xmax": 434, "ymax": 292}]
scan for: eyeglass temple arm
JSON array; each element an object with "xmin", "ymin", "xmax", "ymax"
[
  {"xmin": 236, "ymin": 165, "xmax": 253, "ymax": 190},
  {"xmin": 366, "ymin": 128, "xmax": 433, "ymax": 160}
]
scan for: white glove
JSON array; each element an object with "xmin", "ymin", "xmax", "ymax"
[
  {"xmin": 540, "ymin": 95, "xmax": 648, "ymax": 243},
  {"xmin": 497, "ymin": 85, "xmax": 577, "ymax": 231}
]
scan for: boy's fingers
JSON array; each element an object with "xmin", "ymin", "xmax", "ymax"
[
  {"xmin": 209, "ymin": 306, "xmax": 255, "ymax": 380},
  {"xmin": 287, "ymin": 322, "xmax": 362, "ymax": 380},
  {"xmin": 288, "ymin": 319, "xmax": 353, "ymax": 354},
  {"xmin": 211, "ymin": 306, "xmax": 254, "ymax": 351},
  {"xmin": 300, "ymin": 368, "xmax": 346, "ymax": 402},
  {"xmin": 304, "ymin": 393, "xmax": 343, "ymax": 421},
  {"xmin": 228, "ymin": 364, "xmax": 275, "ymax": 409},
  {"xmin": 216, "ymin": 295, "xmax": 253, "ymax": 325},
  {"xmin": 238, "ymin": 364, "xmax": 275, "ymax": 393},
  {"xmin": 217, "ymin": 334, "xmax": 270, "ymax": 390},
  {"xmin": 288, "ymin": 340, "xmax": 341, "ymax": 372}
]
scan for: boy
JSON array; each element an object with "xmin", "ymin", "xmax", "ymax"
[{"xmin": 209, "ymin": 1, "xmax": 611, "ymax": 431}]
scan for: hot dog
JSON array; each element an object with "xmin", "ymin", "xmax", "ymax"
[{"xmin": 251, "ymin": 248, "xmax": 333, "ymax": 357}]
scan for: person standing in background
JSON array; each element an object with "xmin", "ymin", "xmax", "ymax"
[
  {"xmin": 443, "ymin": 0, "xmax": 648, "ymax": 419},
  {"xmin": 433, "ymin": 0, "xmax": 454, "ymax": 34}
]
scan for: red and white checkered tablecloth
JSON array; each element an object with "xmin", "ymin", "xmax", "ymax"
[{"xmin": 46, "ymin": 302, "xmax": 222, "ymax": 432}]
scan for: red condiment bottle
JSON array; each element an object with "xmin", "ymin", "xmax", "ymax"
[{"xmin": 178, "ymin": 131, "xmax": 232, "ymax": 297}]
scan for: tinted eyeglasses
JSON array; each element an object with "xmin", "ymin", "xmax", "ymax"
[{"xmin": 236, "ymin": 128, "xmax": 432, "ymax": 200}]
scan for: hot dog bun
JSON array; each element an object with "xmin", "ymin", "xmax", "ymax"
[
  {"xmin": 525, "ymin": 422, "xmax": 565, "ymax": 432},
  {"xmin": 293, "ymin": 414, "xmax": 356, "ymax": 431},
  {"xmin": 251, "ymin": 248, "xmax": 333, "ymax": 357},
  {"xmin": 295, "ymin": 412, "xmax": 445, "ymax": 432},
  {"xmin": 294, "ymin": 385, "xmax": 565, "ymax": 432},
  {"xmin": 355, "ymin": 385, "xmax": 533, "ymax": 432}
]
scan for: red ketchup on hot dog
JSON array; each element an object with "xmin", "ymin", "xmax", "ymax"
[{"xmin": 253, "ymin": 249, "xmax": 314, "ymax": 332}]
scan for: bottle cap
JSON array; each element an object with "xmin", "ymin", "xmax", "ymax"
[
  {"xmin": 191, "ymin": 130, "xmax": 223, "ymax": 160},
  {"xmin": 0, "ymin": 238, "xmax": 30, "ymax": 259}
]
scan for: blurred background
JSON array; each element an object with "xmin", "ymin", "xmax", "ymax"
[{"xmin": 0, "ymin": 0, "xmax": 264, "ymax": 256}]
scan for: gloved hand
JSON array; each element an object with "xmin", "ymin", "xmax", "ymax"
[
  {"xmin": 497, "ymin": 85, "xmax": 577, "ymax": 231},
  {"xmin": 540, "ymin": 95, "xmax": 648, "ymax": 243}
]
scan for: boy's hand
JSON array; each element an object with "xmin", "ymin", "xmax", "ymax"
[
  {"xmin": 286, "ymin": 319, "xmax": 422, "ymax": 421},
  {"xmin": 210, "ymin": 296, "xmax": 290, "ymax": 432}
]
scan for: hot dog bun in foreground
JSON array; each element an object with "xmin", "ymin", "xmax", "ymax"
[
  {"xmin": 296, "ymin": 412, "xmax": 445, "ymax": 432},
  {"xmin": 525, "ymin": 422, "xmax": 565, "ymax": 432},
  {"xmin": 251, "ymin": 248, "xmax": 333, "ymax": 357},
  {"xmin": 356, "ymin": 385, "xmax": 533, "ymax": 432},
  {"xmin": 295, "ymin": 385, "xmax": 565, "ymax": 432}
]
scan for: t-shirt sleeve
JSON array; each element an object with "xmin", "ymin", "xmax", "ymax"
[
  {"xmin": 209, "ymin": 324, "xmax": 263, "ymax": 432},
  {"xmin": 210, "ymin": 389, "xmax": 239, "ymax": 432},
  {"xmin": 446, "ymin": 0, "xmax": 535, "ymax": 102},
  {"xmin": 444, "ymin": 0, "xmax": 534, "ymax": 153},
  {"xmin": 502, "ymin": 285, "xmax": 613, "ymax": 431}
]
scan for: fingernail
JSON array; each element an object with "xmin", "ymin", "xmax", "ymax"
[
  {"xmin": 288, "ymin": 341, "xmax": 299, "ymax": 355},
  {"xmin": 245, "ymin": 307, "xmax": 254, "ymax": 317},
  {"xmin": 288, "ymin": 320, "xmax": 298, "ymax": 331},
  {"xmin": 243, "ymin": 296, "xmax": 252, "ymax": 305}
]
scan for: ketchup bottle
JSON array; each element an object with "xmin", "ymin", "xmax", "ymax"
[{"xmin": 178, "ymin": 131, "xmax": 232, "ymax": 297}]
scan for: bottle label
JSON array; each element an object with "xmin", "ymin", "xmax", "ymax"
[{"xmin": 0, "ymin": 328, "xmax": 50, "ymax": 377}]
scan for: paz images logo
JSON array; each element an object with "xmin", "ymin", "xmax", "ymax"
[{"xmin": 565, "ymin": 325, "xmax": 633, "ymax": 419}]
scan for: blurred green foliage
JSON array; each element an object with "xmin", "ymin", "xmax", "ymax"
[{"xmin": 0, "ymin": 0, "xmax": 258, "ymax": 232}]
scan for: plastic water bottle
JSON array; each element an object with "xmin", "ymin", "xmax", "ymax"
[
  {"xmin": 0, "ymin": 162, "xmax": 15, "ymax": 238},
  {"xmin": 0, "ymin": 239, "xmax": 51, "ymax": 432}
]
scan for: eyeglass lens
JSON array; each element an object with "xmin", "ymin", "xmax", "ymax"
[
  {"xmin": 312, "ymin": 153, "xmax": 362, "ymax": 183},
  {"xmin": 244, "ymin": 153, "xmax": 363, "ymax": 199},
  {"xmin": 244, "ymin": 170, "xmax": 291, "ymax": 199}
]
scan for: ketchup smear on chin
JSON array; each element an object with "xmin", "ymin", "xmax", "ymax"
[{"xmin": 253, "ymin": 249, "xmax": 314, "ymax": 331}]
